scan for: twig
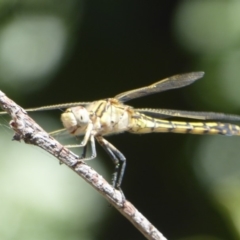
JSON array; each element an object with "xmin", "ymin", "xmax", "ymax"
[{"xmin": 0, "ymin": 90, "xmax": 167, "ymax": 240}]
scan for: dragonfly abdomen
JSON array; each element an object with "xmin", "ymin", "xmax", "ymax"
[{"xmin": 129, "ymin": 114, "xmax": 240, "ymax": 136}]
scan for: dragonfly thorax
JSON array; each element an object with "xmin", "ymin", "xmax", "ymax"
[{"xmin": 61, "ymin": 106, "xmax": 90, "ymax": 135}]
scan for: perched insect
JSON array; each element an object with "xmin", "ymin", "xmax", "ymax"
[{"xmin": 2, "ymin": 72, "xmax": 240, "ymax": 194}]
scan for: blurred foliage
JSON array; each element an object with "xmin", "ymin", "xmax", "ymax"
[{"xmin": 1, "ymin": 0, "xmax": 240, "ymax": 240}]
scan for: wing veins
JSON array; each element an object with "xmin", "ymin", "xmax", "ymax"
[
  {"xmin": 0, "ymin": 102, "xmax": 91, "ymax": 115},
  {"xmin": 136, "ymin": 108, "xmax": 240, "ymax": 121},
  {"xmin": 115, "ymin": 72, "xmax": 204, "ymax": 102}
]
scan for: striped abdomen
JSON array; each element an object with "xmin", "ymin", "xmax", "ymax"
[{"xmin": 129, "ymin": 114, "xmax": 240, "ymax": 136}]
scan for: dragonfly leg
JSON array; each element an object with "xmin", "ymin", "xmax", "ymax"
[
  {"xmin": 96, "ymin": 138, "xmax": 119, "ymax": 186},
  {"xmin": 96, "ymin": 136, "xmax": 126, "ymax": 194},
  {"xmin": 64, "ymin": 123, "xmax": 93, "ymax": 148},
  {"xmin": 65, "ymin": 135, "xmax": 96, "ymax": 161},
  {"xmin": 78, "ymin": 135, "xmax": 96, "ymax": 161},
  {"xmin": 80, "ymin": 145, "xmax": 87, "ymax": 159},
  {"xmin": 75, "ymin": 136, "xmax": 88, "ymax": 159}
]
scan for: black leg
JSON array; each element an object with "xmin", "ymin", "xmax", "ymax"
[
  {"xmin": 80, "ymin": 145, "xmax": 88, "ymax": 159},
  {"xmin": 69, "ymin": 135, "xmax": 96, "ymax": 161},
  {"xmin": 75, "ymin": 136, "xmax": 88, "ymax": 159},
  {"xmin": 96, "ymin": 138, "xmax": 119, "ymax": 187},
  {"xmin": 96, "ymin": 136, "xmax": 126, "ymax": 199}
]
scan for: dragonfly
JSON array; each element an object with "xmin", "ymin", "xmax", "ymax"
[{"xmin": 1, "ymin": 71, "xmax": 240, "ymax": 194}]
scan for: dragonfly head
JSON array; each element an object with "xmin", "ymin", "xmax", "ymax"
[{"xmin": 61, "ymin": 106, "xmax": 90, "ymax": 134}]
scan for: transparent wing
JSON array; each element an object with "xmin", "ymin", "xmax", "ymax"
[
  {"xmin": 48, "ymin": 128, "xmax": 74, "ymax": 142},
  {"xmin": 0, "ymin": 102, "xmax": 91, "ymax": 115},
  {"xmin": 115, "ymin": 72, "xmax": 204, "ymax": 102},
  {"xmin": 49, "ymin": 128, "xmax": 68, "ymax": 136},
  {"xmin": 136, "ymin": 108, "xmax": 240, "ymax": 121}
]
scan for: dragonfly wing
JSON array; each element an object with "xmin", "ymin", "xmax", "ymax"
[
  {"xmin": 48, "ymin": 128, "xmax": 76, "ymax": 142},
  {"xmin": 0, "ymin": 102, "xmax": 91, "ymax": 115},
  {"xmin": 115, "ymin": 72, "xmax": 204, "ymax": 102},
  {"xmin": 136, "ymin": 108, "xmax": 240, "ymax": 121},
  {"xmin": 49, "ymin": 128, "xmax": 68, "ymax": 136}
]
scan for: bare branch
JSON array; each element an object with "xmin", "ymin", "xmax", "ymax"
[{"xmin": 0, "ymin": 90, "xmax": 167, "ymax": 240}]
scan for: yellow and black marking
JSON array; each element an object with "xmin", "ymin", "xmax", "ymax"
[
  {"xmin": 2, "ymin": 71, "xmax": 240, "ymax": 195},
  {"xmin": 130, "ymin": 114, "xmax": 240, "ymax": 136}
]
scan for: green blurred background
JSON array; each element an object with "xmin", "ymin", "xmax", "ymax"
[{"xmin": 1, "ymin": 1, "xmax": 240, "ymax": 240}]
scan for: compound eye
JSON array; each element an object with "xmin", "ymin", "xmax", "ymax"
[
  {"xmin": 61, "ymin": 108, "xmax": 77, "ymax": 130},
  {"xmin": 72, "ymin": 106, "xmax": 90, "ymax": 125}
]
